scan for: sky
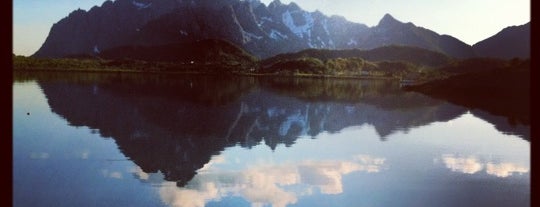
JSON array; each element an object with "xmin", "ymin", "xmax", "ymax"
[{"xmin": 13, "ymin": 0, "xmax": 530, "ymax": 56}]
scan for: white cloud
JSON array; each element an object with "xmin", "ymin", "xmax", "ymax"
[
  {"xmin": 160, "ymin": 182, "xmax": 220, "ymax": 207},
  {"xmin": 154, "ymin": 154, "xmax": 385, "ymax": 207},
  {"xmin": 81, "ymin": 151, "xmax": 90, "ymax": 159},
  {"xmin": 101, "ymin": 169, "xmax": 123, "ymax": 179},
  {"xmin": 298, "ymin": 160, "xmax": 363, "ymax": 194},
  {"xmin": 131, "ymin": 167, "xmax": 150, "ymax": 180},
  {"xmin": 109, "ymin": 172, "xmax": 123, "ymax": 179},
  {"xmin": 130, "ymin": 167, "xmax": 166, "ymax": 183},
  {"xmin": 486, "ymin": 162, "xmax": 529, "ymax": 178},
  {"xmin": 198, "ymin": 155, "xmax": 226, "ymax": 172},
  {"xmin": 354, "ymin": 154, "xmax": 386, "ymax": 173},
  {"xmin": 30, "ymin": 152, "xmax": 50, "ymax": 159},
  {"xmin": 439, "ymin": 154, "xmax": 529, "ymax": 177},
  {"xmin": 441, "ymin": 154, "xmax": 483, "ymax": 174}
]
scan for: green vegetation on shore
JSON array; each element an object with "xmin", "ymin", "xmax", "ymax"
[
  {"xmin": 14, "ymin": 39, "xmax": 259, "ymax": 74},
  {"xmin": 13, "ymin": 55, "xmax": 254, "ymax": 74},
  {"xmin": 13, "ymin": 54, "xmax": 447, "ymax": 80},
  {"xmin": 12, "ymin": 41, "xmax": 528, "ymax": 85},
  {"xmin": 14, "ymin": 40, "xmax": 456, "ymax": 80},
  {"xmin": 259, "ymin": 57, "xmax": 419, "ymax": 78}
]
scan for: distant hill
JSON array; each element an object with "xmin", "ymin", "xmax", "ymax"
[
  {"xmin": 260, "ymin": 56, "xmax": 420, "ymax": 79},
  {"xmin": 33, "ymin": 0, "xmax": 476, "ymax": 59},
  {"xmin": 473, "ymin": 22, "xmax": 530, "ymax": 59},
  {"xmin": 262, "ymin": 45, "xmax": 453, "ymax": 68}
]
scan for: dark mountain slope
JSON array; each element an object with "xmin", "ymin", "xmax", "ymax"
[
  {"xmin": 473, "ymin": 22, "xmax": 530, "ymax": 59},
  {"xmin": 97, "ymin": 39, "xmax": 257, "ymax": 66}
]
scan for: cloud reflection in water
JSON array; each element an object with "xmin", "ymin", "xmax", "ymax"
[
  {"xmin": 439, "ymin": 154, "xmax": 528, "ymax": 177},
  {"xmin": 133, "ymin": 154, "xmax": 385, "ymax": 207}
]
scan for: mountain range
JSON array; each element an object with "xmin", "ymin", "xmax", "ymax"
[{"xmin": 34, "ymin": 0, "xmax": 526, "ymax": 60}]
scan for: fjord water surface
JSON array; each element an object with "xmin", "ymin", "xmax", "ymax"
[{"xmin": 13, "ymin": 72, "xmax": 529, "ymax": 207}]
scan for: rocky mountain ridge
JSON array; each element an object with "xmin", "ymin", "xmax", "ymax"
[{"xmin": 33, "ymin": 0, "xmax": 476, "ymax": 59}]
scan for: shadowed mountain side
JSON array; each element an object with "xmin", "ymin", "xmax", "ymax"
[
  {"xmin": 95, "ymin": 39, "xmax": 257, "ymax": 67},
  {"xmin": 473, "ymin": 22, "xmax": 530, "ymax": 59},
  {"xmin": 37, "ymin": 74, "xmax": 488, "ymax": 186}
]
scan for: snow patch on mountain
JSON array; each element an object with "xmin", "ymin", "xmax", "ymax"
[
  {"xmin": 242, "ymin": 30, "xmax": 264, "ymax": 43},
  {"xmin": 347, "ymin": 39, "xmax": 358, "ymax": 46},
  {"xmin": 258, "ymin": 17, "xmax": 274, "ymax": 27},
  {"xmin": 329, "ymin": 39, "xmax": 335, "ymax": 48},
  {"xmin": 282, "ymin": 10, "xmax": 314, "ymax": 39},
  {"xmin": 267, "ymin": 107, "xmax": 286, "ymax": 118},
  {"xmin": 261, "ymin": 17, "xmax": 274, "ymax": 22},
  {"xmin": 269, "ymin": 29, "xmax": 288, "ymax": 40},
  {"xmin": 323, "ymin": 20, "xmax": 330, "ymax": 36},
  {"xmin": 132, "ymin": 1, "xmax": 152, "ymax": 10},
  {"xmin": 279, "ymin": 111, "xmax": 308, "ymax": 136}
]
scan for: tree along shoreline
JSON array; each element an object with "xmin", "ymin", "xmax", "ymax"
[
  {"xmin": 14, "ymin": 54, "xmax": 527, "ymax": 84},
  {"xmin": 13, "ymin": 56, "xmax": 412, "ymax": 81}
]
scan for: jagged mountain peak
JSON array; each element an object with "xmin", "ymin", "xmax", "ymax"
[
  {"xmin": 267, "ymin": 0, "xmax": 302, "ymax": 11},
  {"xmin": 242, "ymin": 0, "xmax": 263, "ymax": 8},
  {"xmin": 68, "ymin": 8, "xmax": 86, "ymax": 15},
  {"xmin": 286, "ymin": 2, "xmax": 302, "ymax": 11},
  {"xmin": 101, "ymin": 0, "xmax": 114, "ymax": 8},
  {"xmin": 501, "ymin": 22, "xmax": 530, "ymax": 33},
  {"xmin": 377, "ymin": 13, "xmax": 402, "ymax": 27},
  {"xmin": 269, "ymin": 0, "xmax": 283, "ymax": 6}
]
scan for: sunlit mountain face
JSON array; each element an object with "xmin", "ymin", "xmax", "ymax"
[{"xmin": 14, "ymin": 72, "xmax": 529, "ymax": 207}]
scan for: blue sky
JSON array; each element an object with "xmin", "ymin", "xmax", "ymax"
[{"xmin": 13, "ymin": 0, "xmax": 530, "ymax": 56}]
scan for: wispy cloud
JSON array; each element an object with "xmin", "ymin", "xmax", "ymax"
[
  {"xmin": 486, "ymin": 162, "xmax": 529, "ymax": 178},
  {"xmin": 146, "ymin": 154, "xmax": 385, "ymax": 207},
  {"xmin": 101, "ymin": 169, "xmax": 123, "ymax": 179},
  {"xmin": 440, "ymin": 154, "xmax": 483, "ymax": 174},
  {"xmin": 29, "ymin": 152, "xmax": 50, "ymax": 159},
  {"xmin": 81, "ymin": 151, "xmax": 90, "ymax": 159},
  {"xmin": 438, "ymin": 154, "xmax": 528, "ymax": 178}
]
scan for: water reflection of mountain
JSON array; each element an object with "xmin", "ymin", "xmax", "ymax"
[{"xmin": 35, "ymin": 73, "xmax": 528, "ymax": 186}]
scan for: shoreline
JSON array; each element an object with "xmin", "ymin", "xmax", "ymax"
[{"xmin": 14, "ymin": 67, "xmax": 399, "ymax": 81}]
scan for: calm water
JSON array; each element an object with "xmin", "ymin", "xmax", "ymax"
[{"xmin": 13, "ymin": 72, "xmax": 529, "ymax": 207}]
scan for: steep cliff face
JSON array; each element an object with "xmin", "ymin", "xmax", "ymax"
[{"xmin": 33, "ymin": 0, "xmax": 476, "ymax": 58}]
